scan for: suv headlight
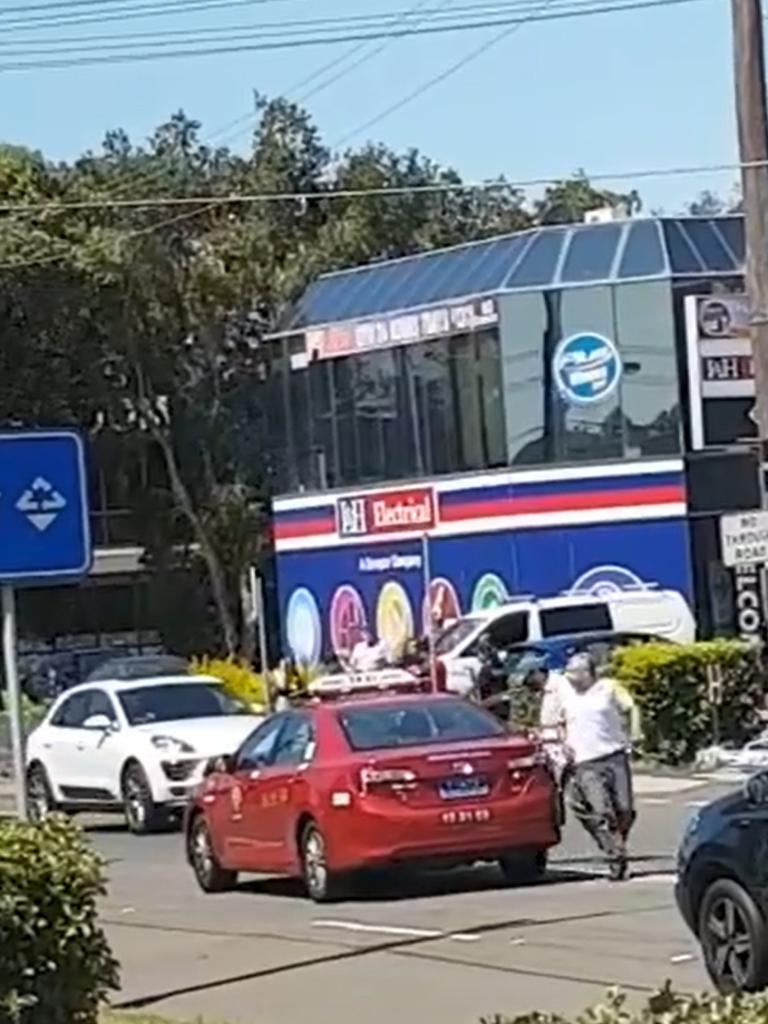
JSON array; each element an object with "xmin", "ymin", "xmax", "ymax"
[{"xmin": 150, "ymin": 735, "xmax": 196, "ymax": 755}]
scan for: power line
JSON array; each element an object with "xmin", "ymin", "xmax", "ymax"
[
  {"xmin": 0, "ymin": 0, "xmax": 302, "ymax": 33},
  {"xmin": 0, "ymin": 157, "xmax": 756, "ymax": 215},
  {"xmin": 0, "ymin": 0, "xmax": 587, "ymax": 45},
  {"xmin": 0, "ymin": 0, "xmax": 711, "ymax": 71},
  {"xmin": 0, "ymin": 0, "xmax": 545, "ymax": 54},
  {"xmin": 334, "ymin": 0, "xmax": 555, "ymax": 148}
]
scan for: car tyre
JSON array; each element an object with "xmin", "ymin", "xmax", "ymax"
[
  {"xmin": 499, "ymin": 849, "xmax": 548, "ymax": 886},
  {"xmin": 26, "ymin": 763, "xmax": 57, "ymax": 822},
  {"xmin": 699, "ymin": 878, "xmax": 768, "ymax": 993},
  {"xmin": 300, "ymin": 822, "xmax": 342, "ymax": 903},
  {"xmin": 188, "ymin": 813, "xmax": 237, "ymax": 893},
  {"xmin": 121, "ymin": 762, "xmax": 167, "ymax": 835}
]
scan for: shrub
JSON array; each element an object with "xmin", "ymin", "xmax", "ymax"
[
  {"xmin": 189, "ymin": 655, "xmax": 269, "ymax": 711},
  {"xmin": 0, "ymin": 816, "xmax": 119, "ymax": 1024},
  {"xmin": 485, "ymin": 984, "xmax": 768, "ymax": 1024},
  {"xmin": 611, "ymin": 639, "xmax": 764, "ymax": 765}
]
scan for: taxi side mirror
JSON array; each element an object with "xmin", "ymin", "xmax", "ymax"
[
  {"xmin": 745, "ymin": 770, "xmax": 768, "ymax": 805},
  {"xmin": 204, "ymin": 754, "xmax": 235, "ymax": 777}
]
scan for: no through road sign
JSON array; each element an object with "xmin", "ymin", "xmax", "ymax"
[{"xmin": 720, "ymin": 510, "xmax": 768, "ymax": 567}]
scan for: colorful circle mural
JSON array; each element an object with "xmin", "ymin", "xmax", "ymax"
[
  {"xmin": 422, "ymin": 577, "xmax": 462, "ymax": 633},
  {"xmin": 329, "ymin": 584, "xmax": 368, "ymax": 657},
  {"xmin": 569, "ymin": 564, "xmax": 646, "ymax": 597},
  {"xmin": 471, "ymin": 572, "xmax": 509, "ymax": 611},
  {"xmin": 285, "ymin": 587, "xmax": 322, "ymax": 666},
  {"xmin": 376, "ymin": 581, "xmax": 414, "ymax": 658}
]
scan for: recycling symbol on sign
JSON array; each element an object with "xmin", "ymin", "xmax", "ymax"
[{"xmin": 16, "ymin": 477, "xmax": 67, "ymax": 532}]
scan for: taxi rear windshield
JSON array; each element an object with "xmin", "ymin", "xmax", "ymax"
[{"xmin": 338, "ymin": 700, "xmax": 505, "ymax": 752}]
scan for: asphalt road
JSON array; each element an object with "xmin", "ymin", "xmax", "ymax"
[{"xmin": 86, "ymin": 774, "xmax": 735, "ymax": 1024}]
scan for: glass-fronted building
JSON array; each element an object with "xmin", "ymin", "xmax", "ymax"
[{"xmin": 264, "ymin": 216, "xmax": 758, "ymax": 663}]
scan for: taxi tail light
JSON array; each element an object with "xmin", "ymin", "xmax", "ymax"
[
  {"xmin": 507, "ymin": 752, "xmax": 545, "ymax": 786},
  {"xmin": 359, "ymin": 767, "xmax": 418, "ymax": 794}
]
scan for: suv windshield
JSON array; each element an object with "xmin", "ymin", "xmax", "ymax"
[
  {"xmin": 118, "ymin": 682, "xmax": 247, "ymax": 725},
  {"xmin": 434, "ymin": 617, "xmax": 484, "ymax": 656},
  {"xmin": 338, "ymin": 699, "xmax": 505, "ymax": 752}
]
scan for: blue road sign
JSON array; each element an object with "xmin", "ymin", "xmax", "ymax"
[{"xmin": 0, "ymin": 430, "xmax": 91, "ymax": 583}]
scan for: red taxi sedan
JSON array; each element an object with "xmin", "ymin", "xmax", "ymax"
[{"xmin": 185, "ymin": 689, "xmax": 560, "ymax": 901}]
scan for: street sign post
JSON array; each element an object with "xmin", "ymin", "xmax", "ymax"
[
  {"xmin": 0, "ymin": 431, "xmax": 91, "ymax": 819},
  {"xmin": 720, "ymin": 509, "xmax": 768, "ymax": 567}
]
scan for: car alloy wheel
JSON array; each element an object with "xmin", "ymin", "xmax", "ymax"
[
  {"xmin": 189, "ymin": 815, "xmax": 236, "ymax": 893},
  {"xmin": 704, "ymin": 894, "xmax": 754, "ymax": 990},
  {"xmin": 26, "ymin": 765, "xmax": 54, "ymax": 822},
  {"xmin": 699, "ymin": 879, "xmax": 768, "ymax": 993},
  {"xmin": 301, "ymin": 823, "xmax": 339, "ymax": 903},
  {"xmin": 121, "ymin": 764, "xmax": 164, "ymax": 835}
]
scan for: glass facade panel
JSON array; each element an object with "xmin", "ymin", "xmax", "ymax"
[
  {"xmin": 265, "ymin": 325, "xmax": 508, "ymax": 489},
  {"xmin": 499, "ymin": 281, "xmax": 680, "ymax": 467},
  {"xmin": 613, "ymin": 280, "xmax": 681, "ymax": 457},
  {"xmin": 618, "ymin": 220, "xmax": 666, "ymax": 278},
  {"xmin": 505, "ymin": 230, "xmax": 566, "ymax": 287},
  {"xmin": 662, "ymin": 221, "xmax": 704, "ymax": 274},
  {"xmin": 559, "ymin": 225, "xmax": 622, "ymax": 283},
  {"xmin": 713, "ymin": 218, "xmax": 744, "ymax": 263},
  {"xmin": 681, "ymin": 221, "xmax": 735, "ymax": 273}
]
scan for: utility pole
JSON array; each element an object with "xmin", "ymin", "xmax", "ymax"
[{"xmin": 732, "ymin": 0, "xmax": 768, "ymax": 445}]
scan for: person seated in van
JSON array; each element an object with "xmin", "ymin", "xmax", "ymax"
[{"xmin": 349, "ymin": 628, "xmax": 388, "ymax": 672}]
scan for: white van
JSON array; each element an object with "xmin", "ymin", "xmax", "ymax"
[{"xmin": 435, "ymin": 589, "xmax": 694, "ymax": 696}]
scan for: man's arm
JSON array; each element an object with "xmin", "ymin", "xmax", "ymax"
[
  {"xmin": 611, "ymin": 681, "xmax": 642, "ymax": 744},
  {"xmin": 539, "ymin": 676, "xmax": 565, "ymax": 729}
]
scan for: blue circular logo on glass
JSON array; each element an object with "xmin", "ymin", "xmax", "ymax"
[{"xmin": 553, "ymin": 332, "xmax": 622, "ymax": 405}]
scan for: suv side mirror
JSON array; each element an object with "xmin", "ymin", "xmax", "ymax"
[
  {"xmin": 746, "ymin": 770, "xmax": 768, "ymax": 805},
  {"xmin": 83, "ymin": 714, "xmax": 115, "ymax": 732}
]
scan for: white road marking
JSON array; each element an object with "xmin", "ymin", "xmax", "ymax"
[
  {"xmin": 313, "ymin": 919, "xmax": 480, "ymax": 942},
  {"xmin": 686, "ymin": 800, "xmax": 709, "ymax": 808},
  {"xmin": 509, "ymin": 937, "xmax": 527, "ymax": 946},
  {"xmin": 640, "ymin": 798, "xmax": 670, "ymax": 805},
  {"xmin": 669, "ymin": 953, "xmax": 695, "ymax": 963}
]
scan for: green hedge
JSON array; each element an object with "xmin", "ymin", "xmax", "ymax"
[
  {"xmin": 611, "ymin": 639, "xmax": 765, "ymax": 765},
  {"xmin": 486, "ymin": 985, "xmax": 768, "ymax": 1024},
  {"xmin": 0, "ymin": 816, "xmax": 119, "ymax": 1024}
]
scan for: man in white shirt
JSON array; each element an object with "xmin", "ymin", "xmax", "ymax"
[
  {"xmin": 541, "ymin": 652, "xmax": 641, "ymax": 881},
  {"xmin": 349, "ymin": 629, "xmax": 388, "ymax": 672}
]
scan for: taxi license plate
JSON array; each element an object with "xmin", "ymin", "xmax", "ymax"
[
  {"xmin": 438, "ymin": 777, "xmax": 489, "ymax": 800},
  {"xmin": 440, "ymin": 808, "xmax": 492, "ymax": 825}
]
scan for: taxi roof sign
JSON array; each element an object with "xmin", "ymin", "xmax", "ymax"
[{"xmin": 309, "ymin": 668, "xmax": 422, "ymax": 699}]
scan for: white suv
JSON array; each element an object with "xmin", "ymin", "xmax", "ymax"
[{"xmin": 25, "ymin": 675, "xmax": 263, "ymax": 834}]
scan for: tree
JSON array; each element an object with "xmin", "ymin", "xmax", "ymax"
[{"xmin": 535, "ymin": 170, "xmax": 642, "ymax": 225}]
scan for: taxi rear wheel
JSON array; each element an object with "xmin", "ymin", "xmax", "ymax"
[
  {"xmin": 189, "ymin": 814, "xmax": 237, "ymax": 893},
  {"xmin": 499, "ymin": 849, "xmax": 548, "ymax": 886},
  {"xmin": 300, "ymin": 822, "xmax": 342, "ymax": 903}
]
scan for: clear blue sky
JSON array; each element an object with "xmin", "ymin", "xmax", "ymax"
[{"xmin": 0, "ymin": 0, "xmax": 739, "ymax": 212}]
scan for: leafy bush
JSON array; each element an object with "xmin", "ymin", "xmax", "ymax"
[
  {"xmin": 485, "ymin": 984, "xmax": 768, "ymax": 1024},
  {"xmin": 611, "ymin": 639, "xmax": 764, "ymax": 764},
  {"xmin": 0, "ymin": 816, "xmax": 119, "ymax": 1024},
  {"xmin": 189, "ymin": 655, "xmax": 269, "ymax": 711}
]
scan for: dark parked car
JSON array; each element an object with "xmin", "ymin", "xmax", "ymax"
[
  {"xmin": 85, "ymin": 653, "xmax": 188, "ymax": 683},
  {"xmin": 676, "ymin": 771, "xmax": 768, "ymax": 993}
]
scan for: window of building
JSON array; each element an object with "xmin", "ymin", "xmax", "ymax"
[
  {"xmin": 613, "ymin": 280, "xmax": 681, "ymax": 457},
  {"xmin": 500, "ymin": 281, "xmax": 681, "ymax": 468}
]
